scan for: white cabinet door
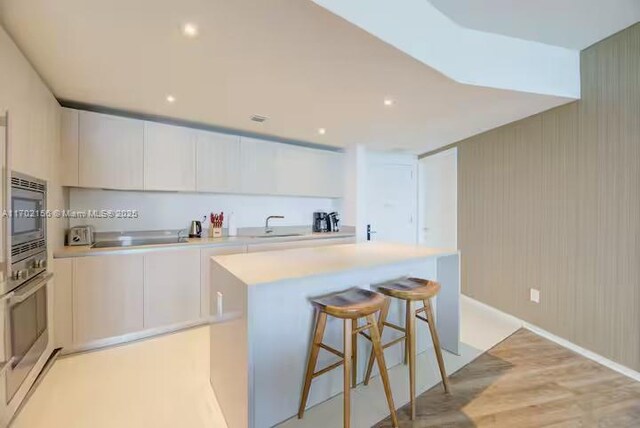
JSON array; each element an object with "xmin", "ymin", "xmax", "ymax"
[
  {"xmin": 196, "ymin": 131, "xmax": 241, "ymax": 193},
  {"xmin": 247, "ymin": 237, "xmax": 355, "ymax": 253},
  {"xmin": 276, "ymin": 145, "xmax": 344, "ymax": 197},
  {"xmin": 315, "ymin": 150, "xmax": 344, "ymax": 198},
  {"xmin": 73, "ymin": 254, "xmax": 144, "ymax": 343},
  {"xmin": 144, "ymin": 122, "xmax": 196, "ymax": 191},
  {"xmin": 78, "ymin": 111, "xmax": 144, "ymax": 189},
  {"xmin": 276, "ymin": 144, "xmax": 313, "ymax": 196},
  {"xmin": 240, "ymin": 137, "xmax": 278, "ymax": 195},
  {"xmin": 144, "ymin": 249, "xmax": 200, "ymax": 328},
  {"xmin": 200, "ymin": 245, "xmax": 246, "ymax": 317},
  {"xmin": 60, "ymin": 108, "xmax": 79, "ymax": 186},
  {"xmin": 53, "ymin": 258, "xmax": 74, "ymax": 349}
]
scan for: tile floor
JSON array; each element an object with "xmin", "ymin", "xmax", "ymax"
[{"xmin": 12, "ymin": 296, "xmax": 521, "ymax": 428}]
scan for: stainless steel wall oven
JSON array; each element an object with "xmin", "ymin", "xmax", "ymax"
[
  {"xmin": 7, "ymin": 172, "xmax": 47, "ymax": 295},
  {"xmin": 2, "ymin": 171, "xmax": 50, "ymax": 404}
]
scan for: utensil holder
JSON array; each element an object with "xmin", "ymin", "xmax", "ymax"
[{"xmin": 210, "ymin": 227, "xmax": 223, "ymax": 238}]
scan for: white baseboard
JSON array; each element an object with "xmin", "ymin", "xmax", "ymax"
[
  {"xmin": 461, "ymin": 294, "xmax": 524, "ymax": 327},
  {"xmin": 462, "ymin": 294, "xmax": 640, "ymax": 383}
]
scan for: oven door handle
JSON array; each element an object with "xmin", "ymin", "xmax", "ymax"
[{"xmin": 10, "ymin": 272, "xmax": 52, "ymax": 304}]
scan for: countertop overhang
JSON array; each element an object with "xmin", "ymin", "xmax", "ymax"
[{"xmin": 211, "ymin": 242, "xmax": 457, "ymax": 286}]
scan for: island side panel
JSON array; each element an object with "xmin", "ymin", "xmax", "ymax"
[
  {"xmin": 248, "ymin": 258, "xmax": 439, "ymax": 428},
  {"xmin": 210, "ymin": 260, "xmax": 250, "ymax": 428},
  {"xmin": 436, "ymin": 253, "xmax": 461, "ymax": 355}
]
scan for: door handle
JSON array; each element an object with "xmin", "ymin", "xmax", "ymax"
[{"xmin": 366, "ymin": 225, "xmax": 377, "ymax": 241}]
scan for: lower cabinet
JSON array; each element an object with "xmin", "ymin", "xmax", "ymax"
[
  {"xmin": 73, "ymin": 254, "xmax": 144, "ymax": 344},
  {"xmin": 55, "ymin": 238, "xmax": 353, "ymax": 352},
  {"xmin": 143, "ymin": 249, "xmax": 200, "ymax": 329}
]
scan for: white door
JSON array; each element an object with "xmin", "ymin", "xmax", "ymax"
[
  {"xmin": 366, "ymin": 155, "xmax": 417, "ymax": 244},
  {"xmin": 419, "ymin": 148, "xmax": 457, "ymax": 248}
]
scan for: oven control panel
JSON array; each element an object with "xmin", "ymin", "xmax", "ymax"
[{"xmin": 9, "ymin": 251, "xmax": 47, "ymax": 292}]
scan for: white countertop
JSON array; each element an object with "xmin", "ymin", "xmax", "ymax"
[
  {"xmin": 211, "ymin": 242, "xmax": 457, "ymax": 286},
  {"xmin": 54, "ymin": 231, "xmax": 355, "ymax": 258}
]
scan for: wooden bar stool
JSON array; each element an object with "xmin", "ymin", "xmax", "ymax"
[
  {"xmin": 298, "ymin": 288, "xmax": 398, "ymax": 428},
  {"xmin": 364, "ymin": 277, "xmax": 450, "ymax": 420}
]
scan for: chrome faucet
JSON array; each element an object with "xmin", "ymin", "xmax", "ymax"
[{"xmin": 265, "ymin": 215, "xmax": 284, "ymax": 233}]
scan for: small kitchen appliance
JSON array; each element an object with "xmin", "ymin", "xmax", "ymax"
[
  {"xmin": 189, "ymin": 220, "xmax": 202, "ymax": 238},
  {"xmin": 8, "ymin": 172, "xmax": 48, "ymax": 293},
  {"xmin": 313, "ymin": 212, "xmax": 327, "ymax": 233},
  {"xmin": 328, "ymin": 212, "xmax": 340, "ymax": 232},
  {"xmin": 67, "ymin": 225, "xmax": 94, "ymax": 246}
]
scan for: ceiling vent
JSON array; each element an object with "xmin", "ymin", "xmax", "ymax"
[{"xmin": 250, "ymin": 114, "xmax": 268, "ymax": 123}]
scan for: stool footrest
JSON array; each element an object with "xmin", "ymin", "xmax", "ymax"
[
  {"xmin": 415, "ymin": 306, "xmax": 426, "ymax": 315},
  {"xmin": 359, "ymin": 332, "xmax": 372, "ymax": 341},
  {"xmin": 416, "ymin": 314, "xmax": 429, "ymax": 323},
  {"xmin": 312, "ymin": 360, "xmax": 343, "ymax": 378},
  {"xmin": 353, "ymin": 323, "xmax": 373, "ymax": 335},
  {"xmin": 318, "ymin": 343, "xmax": 344, "ymax": 358},
  {"xmin": 383, "ymin": 321, "xmax": 406, "ymax": 333},
  {"xmin": 382, "ymin": 335, "xmax": 406, "ymax": 350}
]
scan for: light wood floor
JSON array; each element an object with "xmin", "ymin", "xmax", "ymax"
[{"xmin": 375, "ymin": 329, "xmax": 640, "ymax": 427}]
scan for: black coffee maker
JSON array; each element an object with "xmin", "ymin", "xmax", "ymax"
[
  {"xmin": 313, "ymin": 212, "xmax": 340, "ymax": 232},
  {"xmin": 313, "ymin": 212, "xmax": 327, "ymax": 232}
]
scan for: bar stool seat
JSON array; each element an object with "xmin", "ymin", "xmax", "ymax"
[
  {"xmin": 311, "ymin": 288, "xmax": 387, "ymax": 318},
  {"xmin": 376, "ymin": 277, "xmax": 440, "ymax": 301},
  {"xmin": 364, "ymin": 277, "xmax": 450, "ymax": 421},
  {"xmin": 299, "ymin": 288, "xmax": 398, "ymax": 428}
]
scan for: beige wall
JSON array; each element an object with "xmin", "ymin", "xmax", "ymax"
[
  {"xmin": 458, "ymin": 23, "xmax": 640, "ymax": 371},
  {"xmin": 0, "ymin": 25, "xmax": 66, "ymax": 251}
]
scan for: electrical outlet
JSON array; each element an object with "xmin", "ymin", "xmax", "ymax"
[{"xmin": 530, "ymin": 288, "xmax": 540, "ymax": 303}]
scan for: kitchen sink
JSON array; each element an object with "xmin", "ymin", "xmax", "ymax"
[
  {"xmin": 252, "ymin": 233, "xmax": 303, "ymax": 238},
  {"xmin": 92, "ymin": 237, "xmax": 189, "ymax": 248}
]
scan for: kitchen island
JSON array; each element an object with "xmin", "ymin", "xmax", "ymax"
[{"xmin": 209, "ymin": 242, "xmax": 460, "ymax": 428}]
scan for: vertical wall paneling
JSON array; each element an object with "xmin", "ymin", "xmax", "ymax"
[{"xmin": 458, "ymin": 23, "xmax": 640, "ymax": 371}]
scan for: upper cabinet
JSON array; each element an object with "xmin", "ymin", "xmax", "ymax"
[
  {"xmin": 60, "ymin": 108, "xmax": 79, "ymax": 186},
  {"xmin": 240, "ymin": 137, "xmax": 279, "ymax": 195},
  {"xmin": 276, "ymin": 144, "xmax": 343, "ymax": 198},
  {"xmin": 196, "ymin": 131, "xmax": 241, "ymax": 193},
  {"xmin": 78, "ymin": 111, "xmax": 144, "ymax": 190},
  {"xmin": 144, "ymin": 122, "xmax": 196, "ymax": 191},
  {"xmin": 62, "ymin": 109, "xmax": 343, "ymax": 198}
]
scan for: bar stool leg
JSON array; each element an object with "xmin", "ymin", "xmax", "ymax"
[
  {"xmin": 343, "ymin": 319, "xmax": 353, "ymax": 428},
  {"xmin": 423, "ymin": 299, "xmax": 450, "ymax": 393},
  {"xmin": 367, "ymin": 314, "xmax": 398, "ymax": 428},
  {"xmin": 404, "ymin": 300, "xmax": 411, "ymax": 365},
  {"xmin": 351, "ymin": 318, "xmax": 358, "ymax": 388},
  {"xmin": 407, "ymin": 300, "xmax": 417, "ymax": 420},
  {"xmin": 364, "ymin": 298, "xmax": 390, "ymax": 385},
  {"xmin": 298, "ymin": 311, "xmax": 328, "ymax": 419}
]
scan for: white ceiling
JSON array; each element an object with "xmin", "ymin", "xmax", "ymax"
[
  {"xmin": 0, "ymin": 0, "xmax": 575, "ymax": 153},
  {"xmin": 429, "ymin": 0, "xmax": 640, "ymax": 50}
]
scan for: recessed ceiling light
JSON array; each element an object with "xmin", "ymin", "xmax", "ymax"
[
  {"xmin": 384, "ymin": 98, "xmax": 394, "ymax": 106},
  {"xmin": 318, "ymin": 128, "xmax": 326, "ymax": 135},
  {"xmin": 182, "ymin": 23, "xmax": 199, "ymax": 38},
  {"xmin": 166, "ymin": 95, "xmax": 176, "ymax": 103}
]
